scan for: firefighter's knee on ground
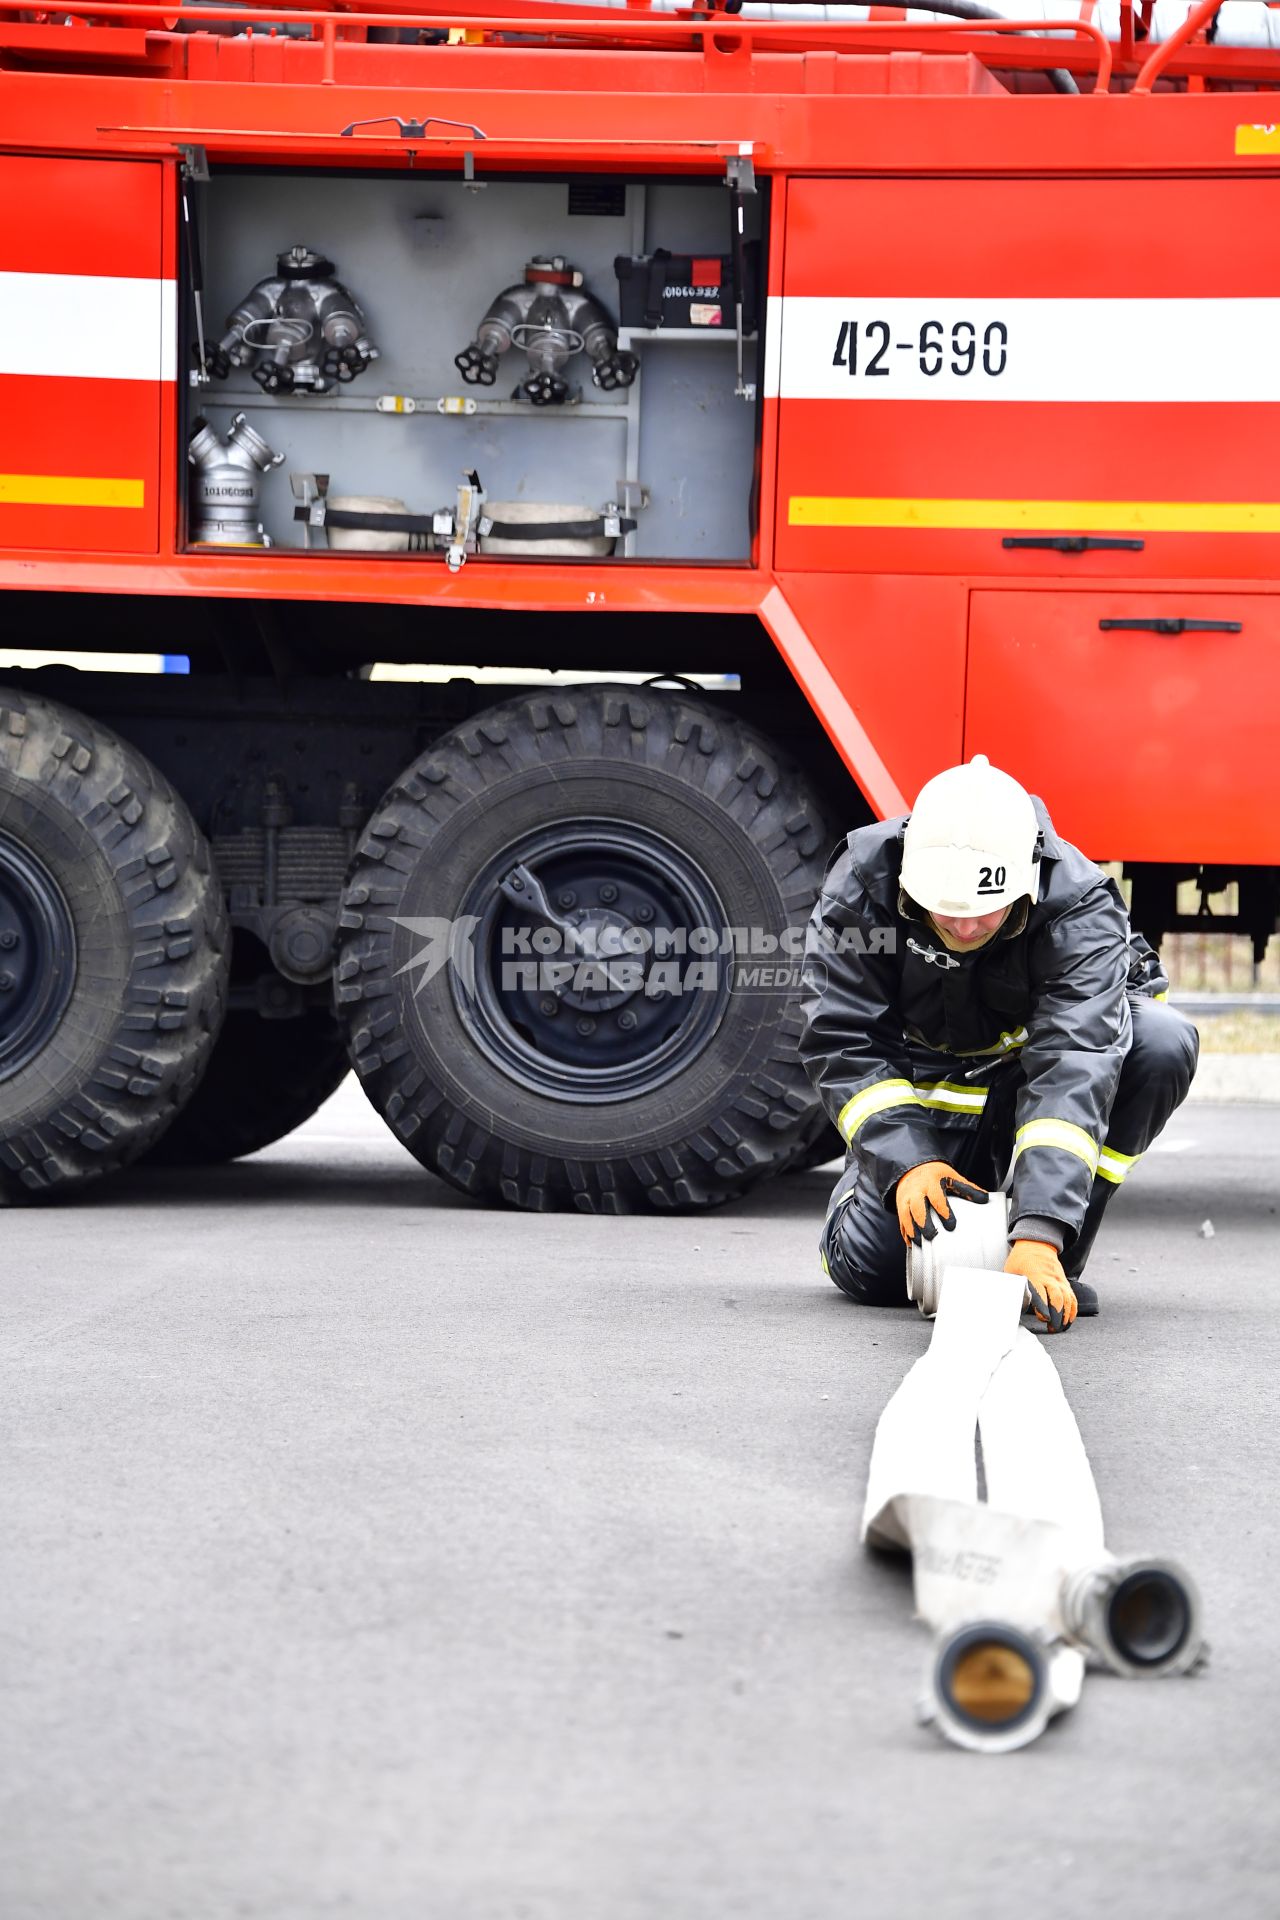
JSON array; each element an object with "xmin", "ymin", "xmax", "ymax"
[
  {"xmin": 1135, "ymin": 1001, "xmax": 1200, "ymax": 1105},
  {"xmin": 820, "ymin": 1204, "xmax": 907, "ymax": 1307}
]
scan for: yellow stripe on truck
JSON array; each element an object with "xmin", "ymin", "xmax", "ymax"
[
  {"xmin": 1237, "ymin": 125, "xmax": 1280, "ymax": 156},
  {"xmin": 787, "ymin": 496, "xmax": 1280, "ymax": 535},
  {"xmin": 0, "ymin": 473, "xmax": 145, "ymax": 510}
]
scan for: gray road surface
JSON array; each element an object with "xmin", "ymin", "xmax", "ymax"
[{"xmin": 3, "ymin": 1085, "xmax": 1278, "ymax": 1919}]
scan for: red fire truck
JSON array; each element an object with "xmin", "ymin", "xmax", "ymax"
[{"xmin": 0, "ymin": 0, "xmax": 1276, "ymax": 1208}]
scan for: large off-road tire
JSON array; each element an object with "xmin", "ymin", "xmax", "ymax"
[
  {"xmin": 335, "ymin": 684, "xmax": 832, "ymax": 1212},
  {"xmin": 144, "ymin": 1007, "xmax": 349, "ymax": 1166},
  {"xmin": 0, "ymin": 690, "xmax": 228, "ymax": 1201},
  {"xmin": 787, "ymin": 1115, "xmax": 845, "ymax": 1175}
]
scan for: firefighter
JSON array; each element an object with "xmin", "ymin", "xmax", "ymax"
[{"xmin": 799, "ymin": 755, "xmax": 1199, "ymax": 1331}]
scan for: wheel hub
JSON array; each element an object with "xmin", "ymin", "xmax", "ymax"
[
  {"xmin": 555, "ymin": 907, "xmax": 638, "ymax": 1014},
  {"xmin": 0, "ymin": 829, "xmax": 76, "ymax": 1083},
  {"xmin": 455, "ymin": 823, "xmax": 731, "ymax": 1103}
]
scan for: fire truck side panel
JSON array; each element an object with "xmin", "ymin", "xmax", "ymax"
[
  {"xmin": 768, "ymin": 571, "xmax": 968, "ymax": 815},
  {"xmin": 0, "ymin": 157, "xmax": 169, "ymax": 556},
  {"xmin": 966, "ymin": 589, "xmax": 1279, "ymax": 866},
  {"xmin": 774, "ymin": 176, "xmax": 1280, "ymax": 582}
]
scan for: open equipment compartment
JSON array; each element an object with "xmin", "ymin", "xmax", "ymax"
[{"xmin": 184, "ymin": 168, "xmax": 766, "ymax": 566}]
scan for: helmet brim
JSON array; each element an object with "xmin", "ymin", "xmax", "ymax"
[{"xmin": 901, "ymin": 845, "xmax": 1037, "ymax": 918}]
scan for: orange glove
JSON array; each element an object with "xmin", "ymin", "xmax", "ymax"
[
  {"xmin": 1005, "ymin": 1240, "xmax": 1077, "ymax": 1332},
  {"xmin": 894, "ymin": 1162, "xmax": 989, "ymax": 1247}
]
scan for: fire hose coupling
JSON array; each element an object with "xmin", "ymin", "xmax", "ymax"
[
  {"xmin": 454, "ymin": 256, "xmax": 638, "ymax": 406},
  {"xmin": 921, "ymin": 1559, "xmax": 1205, "ymax": 1751},
  {"xmin": 188, "ymin": 413, "xmax": 284, "ymax": 548},
  {"xmin": 920, "ymin": 1621, "xmax": 1082, "ymax": 1755},
  {"xmin": 208, "ymin": 246, "xmax": 379, "ymax": 395},
  {"xmin": 1060, "ymin": 1556, "xmax": 1205, "ymax": 1678}
]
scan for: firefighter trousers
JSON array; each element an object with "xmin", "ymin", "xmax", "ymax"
[{"xmin": 819, "ymin": 994, "xmax": 1200, "ymax": 1307}]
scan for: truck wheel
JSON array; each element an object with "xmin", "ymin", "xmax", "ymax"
[
  {"xmin": 335, "ymin": 684, "xmax": 831, "ymax": 1212},
  {"xmin": 786, "ymin": 1118, "xmax": 845, "ymax": 1175},
  {"xmin": 144, "ymin": 1008, "xmax": 349, "ymax": 1165},
  {"xmin": 0, "ymin": 690, "xmax": 228, "ymax": 1201}
]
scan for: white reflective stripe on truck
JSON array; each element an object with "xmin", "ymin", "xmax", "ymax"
[
  {"xmin": 775, "ymin": 297, "xmax": 1280, "ymax": 404},
  {"xmin": 0, "ymin": 272, "xmax": 177, "ymax": 383}
]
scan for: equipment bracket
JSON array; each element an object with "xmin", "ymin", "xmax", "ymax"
[
  {"xmin": 725, "ymin": 151, "xmax": 756, "ymax": 195},
  {"xmin": 340, "ymin": 113, "xmax": 487, "ymax": 141}
]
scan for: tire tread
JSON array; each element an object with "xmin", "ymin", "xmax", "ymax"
[
  {"xmin": 335, "ymin": 683, "xmax": 834, "ymax": 1212},
  {"xmin": 0, "ymin": 691, "xmax": 228, "ymax": 1200}
]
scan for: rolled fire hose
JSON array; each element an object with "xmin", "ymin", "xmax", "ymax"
[
  {"xmin": 905, "ymin": 1190, "xmax": 1011, "ymax": 1318},
  {"xmin": 478, "ymin": 501, "xmax": 620, "ymax": 557},
  {"xmin": 324, "ymin": 494, "xmax": 424, "ymax": 553}
]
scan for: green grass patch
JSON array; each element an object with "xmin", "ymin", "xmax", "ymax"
[{"xmin": 1187, "ymin": 1011, "xmax": 1280, "ymax": 1055}]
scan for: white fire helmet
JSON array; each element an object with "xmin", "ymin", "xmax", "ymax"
[{"xmin": 901, "ymin": 754, "xmax": 1039, "ymax": 917}]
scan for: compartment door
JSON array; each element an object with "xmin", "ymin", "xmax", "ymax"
[
  {"xmin": 966, "ymin": 591, "xmax": 1280, "ymax": 865},
  {"xmin": 0, "ymin": 157, "xmax": 170, "ymax": 555},
  {"xmin": 775, "ymin": 177, "xmax": 1280, "ymax": 581}
]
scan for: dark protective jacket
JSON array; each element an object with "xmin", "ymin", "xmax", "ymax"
[{"xmin": 799, "ymin": 799, "xmax": 1166, "ymax": 1251}]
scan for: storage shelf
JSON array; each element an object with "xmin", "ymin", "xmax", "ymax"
[
  {"xmin": 618, "ymin": 328, "xmax": 758, "ymax": 346},
  {"xmin": 195, "ymin": 387, "xmax": 631, "ymax": 421}
]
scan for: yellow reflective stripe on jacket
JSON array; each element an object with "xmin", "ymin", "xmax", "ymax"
[
  {"xmin": 837, "ymin": 1077, "xmax": 921, "ymax": 1144},
  {"xmin": 915, "ymin": 1080, "xmax": 989, "ymax": 1115},
  {"xmin": 1153, "ymin": 991, "xmax": 1169, "ymax": 1003},
  {"xmin": 970, "ymin": 1024, "xmax": 1029, "ymax": 1057},
  {"xmin": 1012, "ymin": 1117, "xmax": 1100, "ymax": 1176},
  {"xmin": 909, "ymin": 1025, "xmax": 1028, "ymax": 1058},
  {"xmin": 1097, "ymin": 1143, "xmax": 1142, "ymax": 1186}
]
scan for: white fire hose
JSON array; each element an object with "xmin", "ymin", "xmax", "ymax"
[
  {"xmin": 905, "ymin": 1191, "xmax": 1013, "ymax": 1318},
  {"xmin": 866, "ymin": 1265, "xmax": 1206, "ymax": 1750}
]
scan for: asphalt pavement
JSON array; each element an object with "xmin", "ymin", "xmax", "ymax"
[{"xmin": 3, "ymin": 1082, "xmax": 1279, "ymax": 1919}]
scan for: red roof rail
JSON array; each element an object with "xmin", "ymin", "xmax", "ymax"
[
  {"xmin": 0, "ymin": 1, "xmax": 1117, "ymax": 91},
  {"xmin": 1133, "ymin": 0, "xmax": 1223, "ymax": 95}
]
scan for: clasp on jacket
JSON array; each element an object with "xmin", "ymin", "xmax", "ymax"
[{"xmin": 906, "ymin": 935, "xmax": 961, "ymax": 972}]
